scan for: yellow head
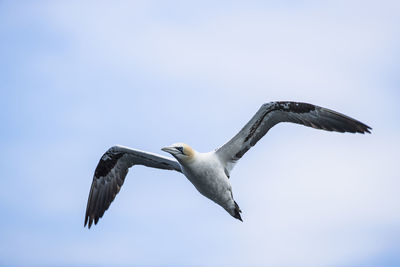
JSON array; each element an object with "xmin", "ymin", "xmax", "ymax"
[{"xmin": 161, "ymin": 143, "xmax": 195, "ymax": 161}]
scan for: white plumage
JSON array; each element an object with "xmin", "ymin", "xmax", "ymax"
[{"xmin": 85, "ymin": 101, "xmax": 371, "ymax": 228}]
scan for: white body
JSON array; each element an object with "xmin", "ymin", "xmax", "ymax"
[{"xmin": 178, "ymin": 151, "xmax": 236, "ymax": 216}]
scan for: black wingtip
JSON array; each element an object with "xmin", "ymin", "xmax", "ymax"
[
  {"xmin": 348, "ymin": 117, "xmax": 372, "ymax": 135},
  {"xmin": 84, "ymin": 215, "xmax": 93, "ymax": 229},
  {"xmin": 356, "ymin": 120, "xmax": 372, "ymax": 134},
  {"xmin": 358, "ymin": 125, "xmax": 372, "ymax": 134}
]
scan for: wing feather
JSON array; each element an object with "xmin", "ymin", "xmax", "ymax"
[
  {"xmin": 216, "ymin": 101, "xmax": 371, "ymax": 174},
  {"xmin": 85, "ymin": 145, "xmax": 182, "ymax": 228}
]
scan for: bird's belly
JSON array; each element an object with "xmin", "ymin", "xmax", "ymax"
[{"xmin": 183, "ymin": 166, "xmax": 231, "ymax": 205}]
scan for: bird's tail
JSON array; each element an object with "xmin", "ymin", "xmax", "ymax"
[{"xmin": 233, "ymin": 201, "xmax": 243, "ymax": 222}]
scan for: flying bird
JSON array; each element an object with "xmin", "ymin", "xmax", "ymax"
[{"xmin": 84, "ymin": 101, "xmax": 371, "ymax": 228}]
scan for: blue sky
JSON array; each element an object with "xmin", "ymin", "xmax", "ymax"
[{"xmin": 1, "ymin": 1, "xmax": 399, "ymax": 266}]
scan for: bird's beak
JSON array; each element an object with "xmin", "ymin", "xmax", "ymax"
[{"xmin": 161, "ymin": 146, "xmax": 176, "ymax": 154}]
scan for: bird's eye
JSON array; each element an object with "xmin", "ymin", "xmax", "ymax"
[{"xmin": 176, "ymin": 146, "xmax": 184, "ymax": 154}]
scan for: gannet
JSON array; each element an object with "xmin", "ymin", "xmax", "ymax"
[{"xmin": 84, "ymin": 101, "xmax": 371, "ymax": 228}]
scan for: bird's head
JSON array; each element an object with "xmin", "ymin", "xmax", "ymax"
[{"xmin": 161, "ymin": 143, "xmax": 195, "ymax": 162}]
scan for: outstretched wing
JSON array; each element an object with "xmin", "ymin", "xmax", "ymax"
[
  {"xmin": 216, "ymin": 101, "xmax": 371, "ymax": 174},
  {"xmin": 85, "ymin": 145, "xmax": 182, "ymax": 228}
]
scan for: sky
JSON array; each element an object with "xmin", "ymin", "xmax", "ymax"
[{"xmin": 1, "ymin": 0, "xmax": 399, "ymax": 266}]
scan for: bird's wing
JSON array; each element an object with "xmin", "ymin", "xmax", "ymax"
[
  {"xmin": 216, "ymin": 101, "xmax": 371, "ymax": 174},
  {"xmin": 85, "ymin": 145, "xmax": 182, "ymax": 228}
]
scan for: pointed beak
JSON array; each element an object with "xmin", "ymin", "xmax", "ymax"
[{"xmin": 161, "ymin": 146, "xmax": 176, "ymax": 154}]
